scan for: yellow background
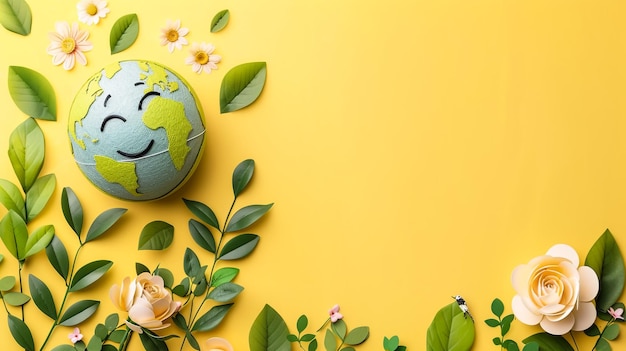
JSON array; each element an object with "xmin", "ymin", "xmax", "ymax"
[{"xmin": 1, "ymin": 0, "xmax": 625, "ymax": 350}]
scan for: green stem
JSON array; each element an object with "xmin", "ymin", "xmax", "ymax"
[
  {"xmin": 18, "ymin": 261, "xmax": 24, "ymax": 321},
  {"xmin": 591, "ymin": 319, "xmax": 613, "ymax": 351},
  {"xmin": 118, "ymin": 325, "xmax": 133, "ymax": 351},
  {"xmin": 568, "ymin": 331, "xmax": 579, "ymax": 351}
]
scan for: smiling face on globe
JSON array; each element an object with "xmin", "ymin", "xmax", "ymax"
[{"xmin": 68, "ymin": 60, "xmax": 205, "ymax": 201}]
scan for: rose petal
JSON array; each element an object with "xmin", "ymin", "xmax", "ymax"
[
  {"xmin": 511, "ymin": 264, "xmax": 530, "ymax": 293},
  {"xmin": 578, "ymin": 266, "xmax": 599, "ymax": 302},
  {"xmin": 546, "ymin": 244, "xmax": 579, "ymax": 267},
  {"xmin": 512, "ymin": 295, "xmax": 542, "ymax": 325},
  {"xmin": 202, "ymin": 337, "xmax": 234, "ymax": 351},
  {"xmin": 540, "ymin": 312, "xmax": 575, "ymax": 335},
  {"xmin": 572, "ymin": 301, "xmax": 597, "ymax": 331}
]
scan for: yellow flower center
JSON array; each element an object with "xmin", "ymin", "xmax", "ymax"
[
  {"xmin": 86, "ymin": 3, "xmax": 98, "ymax": 16},
  {"xmin": 195, "ymin": 51, "xmax": 209, "ymax": 65},
  {"xmin": 61, "ymin": 38, "xmax": 76, "ymax": 54},
  {"xmin": 166, "ymin": 29, "xmax": 179, "ymax": 43}
]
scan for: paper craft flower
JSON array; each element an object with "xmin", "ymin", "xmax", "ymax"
[
  {"xmin": 160, "ymin": 19, "xmax": 189, "ymax": 52},
  {"xmin": 109, "ymin": 273, "xmax": 181, "ymax": 333},
  {"xmin": 68, "ymin": 327, "xmax": 83, "ymax": 344},
  {"xmin": 185, "ymin": 42, "xmax": 221, "ymax": 74},
  {"xmin": 608, "ymin": 307, "xmax": 624, "ymax": 320},
  {"xmin": 77, "ymin": 0, "xmax": 110, "ymax": 25},
  {"xmin": 47, "ymin": 21, "xmax": 93, "ymax": 70},
  {"xmin": 511, "ymin": 244, "xmax": 599, "ymax": 335},
  {"xmin": 329, "ymin": 304, "xmax": 343, "ymax": 323},
  {"xmin": 201, "ymin": 337, "xmax": 234, "ymax": 351}
]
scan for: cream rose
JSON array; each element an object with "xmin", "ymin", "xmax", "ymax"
[
  {"xmin": 109, "ymin": 272, "xmax": 181, "ymax": 333},
  {"xmin": 201, "ymin": 337, "xmax": 234, "ymax": 351},
  {"xmin": 511, "ymin": 244, "xmax": 599, "ymax": 335}
]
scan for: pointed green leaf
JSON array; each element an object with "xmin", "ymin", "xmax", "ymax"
[
  {"xmin": 220, "ymin": 62, "xmax": 267, "ymax": 113},
  {"xmin": 24, "ymin": 224, "xmax": 54, "ymax": 258},
  {"xmin": 491, "ymin": 298, "xmax": 504, "ymax": 318},
  {"xmin": 332, "ymin": 319, "xmax": 347, "ymax": 339},
  {"xmin": 110, "ymin": 13, "xmax": 139, "ymax": 54},
  {"xmin": 219, "ymin": 234, "xmax": 260, "ymax": 260},
  {"xmin": 28, "ymin": 274, "xmax": 57, "ymax": 319},
  {"xmin": 297, "ymin": 315, "xmax": 308, "ymax": 334},
  {"xmin": 0, "ymin": 211, "xmax": 28, "ymax": 260},
  {"xmin": 183, "ymin": 248, "xmax": 201, "ymax": 277},
  {"xmin": 70, "ymin": 260, "xmax": 113, "ymax": 292},
  {"xmin": 51, "ymin": 345, "xmax": 75, "ymax": 351},
  {"xmin": 225, "ymin": 204, "xmax": 273, "ymax": 232},
  {"xmin": 138, "ymin": 220, "xmax": 174, "ymax": 250},
  {"xmin": 603, "ymin": 323, "xmax": 620, "ymax": 340},
  {"xmin": 188, "ymin": 219, "xmax": 216, "ymax": 253},
  {"xmin": 249, "ymin": 304, "xmax": 290, "ymax": 351},
  {"xmin": 595, "ymin": 338, "xmax": 611, "ymax": 351},
  {"xmin": 135, "ymin": 262, "xmax": 150, "ymax": 275},
  {"xmin": 138, "ymin": 331, "xmax": 168, "ymax": 351},
  {"xmin": 584, "ymin": 229, "xmax": 625, "ymax": 311},
  {"xmin": 58, "ymin": 300, "xmax": 100, "ymax": 326},
  {"xmin": 85, "ymin": 208, "xmax": 127, "ymax": 243},
  {"xmin": 0, "ymin": 0, "xmax": 31, "ymax": 35},
  {"xmin": 0, "ymin": 276, "xmax": 16, "ymax": 291},
  {"xmin": 191, "ymin": 303, "xmax": 233, "ymax": 331},
  {"xmin": 105, "ymin": 313, "xmax": 119, "ymax": 331},
  {"xmin": 522, "ymin": 333, "xmax": 574, "ymax": 351},
  {"xmin": 8, "ymin": 66, "xmax": 56, "ymax": 120},
  {"xmin": 324, "ymin": 329, "xmax": 337, "ymax": 351},
  {"xmin": 211, "ymin": 267, "xmax": 239, "ymax": 287},
  {"xmin": 8, "ymin": 118, "xmax": 44, "ymax": 192},
  {"xmin": 427, "ymin": 301, "xmax": 475, "ymax": 351},
  {"xmin": 183, "ymin": 198, "xmax": 220, "ymax": 229},
  {"xmin": 25, "ymin": 173, "xmax": 56, "ymax": 222},
  {"xmin": 4, "ymin": 291, "xmax": 30, "ymax": 306},
  {"xmin": 8, "ymin": 314, "xmax": 34, "ymax": 351},
  {"xmin": 210, "ymin": 9, "xmax": 230, "ymax": 33},
  {"xmin": 207, "ymin": 282, "xmax": 243, "ymax": 302},
  {"xmin": 233, "ymin": 159, "xmax": 254, "ymax": 198},
  {"xmin": 0, "ymin": 179, "xmax": 25, "ymax": 219},
  {"xmin": 344, "ymin": 326, "xmax": 369, "ymax": 345},
  {"xmin": 521, "ymin": 342, "xmax": 539, "ymax": 351},
  {"xmin": 61, "ymin": 187, "xmax": 83, "ymax": 236},
  {"xmin": 46, "ymin": 235, "xmax": 70, "ymax": 280}
]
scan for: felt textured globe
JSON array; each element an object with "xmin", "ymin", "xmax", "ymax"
[{"xmin": 68, "ymin": 60, "xmax": 205, "ymax": 201}]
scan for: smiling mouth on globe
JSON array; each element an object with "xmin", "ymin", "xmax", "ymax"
[{"xmin": 117, "ymin": 139, "xmax": 155, "ymax": 158}]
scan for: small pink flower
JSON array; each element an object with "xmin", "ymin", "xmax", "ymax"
[
  {"xmin": 68, "ymin": 327, "xmax": 83, "ymax": 344},
  {"xmin": 329, "ymin": 304, "xmax": 343, "ymax": 323},
  {"xmin": 608, "ymin": 307, "xmax": 624, "ymax": 320}
]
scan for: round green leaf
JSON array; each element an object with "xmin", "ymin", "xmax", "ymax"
[
  {"xmin": 603, "ymin": 323, "xmax": 620, "ymax": 341},
  {"xmin": 219, "ymin": 234, "xmax": 260, "ymax": 260},
  {"xmin": 8, "ymin": 314, "xmax": 34, "ymax": 351},
  {"xmin": 59, "ymin": 300, "xmax": 100, "ymax": 326},
  {"xmin": 211, "ymin": 9, "xmax": 230, "ymax": 33},
  {"xmin": 0, "ymin": 275, "xmax": 16, "ymax": 291},
  {"xmin": 155, "ymin": 267, "xmax": 175, "ymax": 289},
  {"xmin": 46, "ymin": 235, "xmax": 70, "ymax": 280},
  {"xmin": 220, "ymin": 62, "xmax": 267, "ymax": 113},
  {"xmin": 191, "ymin": 303, "xmax": 233, "ymax": 331},
  {"xmin": 332, "ymin": 320, "xmax": 347, "ymax": 339},
  {"xmin": 0, "ymin": 0, "xmax": 31, "ymax": 35},
  {"xmin": 8, "ymin": 66, "xmax": 56, "ymax": 120},
  {"xmin": 384, "ymin": 336, "xmax": 400, "ymax": 351},
  {"xmin": 138, "ymin": 220, "xmax": 174, "ymax": 250},
  {"xmin": 584, "ymin": 229, "xmax": 625, "ymax": 311},
  {"xmin": 69, "ymin": 260, "xmax": 113, "ymax": 292},
  {"xmin": 4, "ymin": 291, "xmax": 30, "ymax": 306},
  {"xmin": 344, "ymin": 326, "xmax": 369, "ymax": 345},
  {"xmin": 61, "ymin": 187, "xmax": 83, "ymax": 236},
  {"xmin": 85, "ymin": 208, "xmax": 127, "ymax": 243},
  {"xmin": 233, "ymin": 159, "xmax": 255, "ymax": 198},
  {"xmin": 25, "ymin": 173, "xmax": 56, "ymax": 222},
  {"xmin": 297, "ymin": 315, "xmax": 308, "ymax": 334},
  {"xmin": 491, "ymin": 298, "xmax": 504, "ymax": 317},
  {"xmin": 225, "ymin": 204, "xmax": 273, "ymax": 233},
  {"xmin": 0, "ymin": 179, "xmax": 25, "ymax": 219},
  {"xmin": 249, "ymin": 304, "xmax": 290, "ymax": 351},
  {"xmin": 110, "ymin": 13, "xmax": 139, "ymax": 54},
  {"xmin": 8, "ymin": 118, "xmax": 44, "ymax": 192},
  {"xmin": 28, "ymin": 274, "xmax": 57, "ymax": 319}
]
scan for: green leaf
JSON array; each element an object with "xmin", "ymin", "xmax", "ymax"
[
  {"xmin": 136, "ymin": 262, "xmax": 150, "ymax": 274},
  {"xmin": 61, "ymin": 187, "xmax": 83, "ymax": 236},
  {"xmin": 233, "ymin": 159, "xmax": 255, "ymax": 198},
  {"xmin": 502, "ymin": 340, "xmax": 519, "ymax": 351},
  {"xmin": 70, "ymin": 260, "xmax": 113, "ymax": 292},
  {"xmin": 86, "ymin": 336, "xmax": 103, "ymax": 351},
  {"xmin": 139, "ymin": 331, "xmax": 168, "ymax": 351},
  {"xmin": 484, "ymin": 318, "xmax": 500, "ymax": 327},
  {"xmin": 595, "ymin": 338, "xmax": 611, "ymax": 351},
  {"xmin": 521, "ymin": 342, "xmax": 539, "ymax": 351},
  {"xmin": 138, "ymin": 220, "xmax": 174, "ymax": 250},
  {"xmin": 0, "ymin": 211, "xmax": 28, "ymax": 260},
  {"xmin": 188, "ymin": 219, "xmax": 216, "ymax": 253},
  {"xmin": 225, "ymin": 204, "xmax": 273, "ymax": 233},
  {"xmin": 8, "ymin": 66, "xmax": 56, "ymax": 119},
  {"xmin": 155, "ymin": 267, "xmax": 174, "ymax": 289},
  {"xmin": 384, "ymin": 336, "xmax": 400, "ymax": 351},
  {"xmin": 24, "ymin": 224, "xmax": 54, "ymax": 258},
  {"xmin": 51, "ymin": 345, "xmax": 75, "ymax": 351},
  {"xmin": 8, "ymin": 314, "xmax": 34, "ymax": 351},
  {"xmin": 210, "ymin": 9, "xmax": 230, "ymax": 33},
  {"xmin": 584, "ymin": 323, "xmax": 601, "ymax": 337},
  {"xmin": 501, "ymin": 314, "xmax": 514, "ymax": 335},
  {"xmin": 211, "ymin": 267, "xmax": 239, "ymax": 287},
  {"xmin": 309, "ymin": 339, "xmax": 318, "ymax": 351},
  {"xmin": 207, "ymin": 282, "xmax": 244, "ymax": 302},
  {"xmin": 183, "ymin": 248, "xmax": 201, "ymax": 277},
  {"xmin": 46, "ymin": 235, "xmax": 70, "ymax": 280},
  {"xmin": 0, "ymin": 275, "xmax": 16, "ymax": 291},
  {"xmin": 110, "ymin": 13, "xmax": 139, "ymax": 54},
  {"xmin": 426, "ymin": 301, "xmax": 475, "ymax": 351},
  {"xmin": 105, "ymin": 313, "xmax": 119, "ymax": 331},
  {"xmin": 4, "ymin": 291, "xmax": 30, "ymax": 306},
  {"xmin": 324, "ymin": 329, "xmax": 337, "ymax": 351},
  {"xmin": 85, "ymin": 208, "xmax": 127, "ymax": 243},
  {"xmin": 183, "ymin": 198, "xmax": 220, "ymax": 229},
  {"xmin": 344, "ymin": 326, "xmax": 369, "ymax": 345},
  {"xmin": 332, "ymin": 319, "xmax": 347, "ymax": 339},
  {"xmin": 8, "ymin": 118, "xmax": 44, "ymax": 192},
  {"xmin": 584, "ymin": 229, "xmax": 625, "ymax": 311},
  {"xmin": 25, "ymin": 173, "xmax": 56, "ymax": 222},
  {"xmin": 297, "ymin": 315, "xmax": 308, "ymax": 334},
  {"xmin": 491, "ymin": 298, "xmax": 504, "ymax": 318},
  {"xmin": 522, "ymin": 333, "xmax": 574, "ymax": 351},
  {"xmin": 219, "ymin": 233, "xmax": 260, "ymax": 260},
  {"xmin": 249, "ymin": 304, "xmax": 290, "ymax": 351},
  {"xmin": 603, "ymin": 323, "xmax": 620, "ymax": 340},
  {"xmin": 28, "ymin": 274, "xmax": 57, "ymax": 319},
  {"xmin": 191, "ymin": 303, "xmax": 233, "ymax": 331},
  {"xmin": 0, "ymin": 0, "xmax": 31, "ymax": 35},
  {"xmin": 220, "ymin": 62, "xmax": 267, "ymax": 113},
  {"xmin": 59, "ymin": 300, "xmax": 100, "ymax": 326},
  {"xmin": 0, "ymin": 179, "xmax": 25, "ymax": 219}
]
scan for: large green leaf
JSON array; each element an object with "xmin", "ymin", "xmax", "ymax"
[
  {"xmin": 4, "ymin": 291, "xmax": 30, "ymax": 306},
  {"xmin": 61, "ymin": 187, "xmax": 83, "ymax": 236},
  {"xmin": 0, "ymin": 179, "xmax": 25, "ymax": 219},
  {"xmin": 188, "ymin": 219, "xmax": 216, "ymax": 253},
  {"xmin": 249, "ymin": 304, "xmax": 290, "ymax": 351},
  {"xmin": 344, "ymin": 326, "xmax": 370, "ymax": 345},
  {"xmin": 191, "ymin": 303, "xmax": 233, "ymax": 331},
  {"xmin": 110, "ymin": 13, "xmax": 139, "ymax": 54},
  {"xmin": 522, "ymin": 333, "xmax": 574, "ymax": 351},
  {"xmin": 29, "ymin": 274, "xmax": 57, "ymax": 319},
  {"xmin": 183, "ymin": 198, "xmax": 220, "ymax": 229},
  {"xmin": 8, "ymin": 118, "xmax": 44, "ymax": 192},
  {"xmin": 8, "ymin": 314, "xmax": 34, "ymax": 351},
  {"xmin": 0, "ymin": 0, "xmax": 31, "ymax": 35},
  {"xmin": 584, "ymin": 229, "xmax": 625, "ymax": 311},
  {"xmin": 58, "ymin": 300, "xmax": 100, "ymax": 326},
  {"xmin": 69, "ymin": 260, "xmax": 113, "ymax": 292},
  {"xmin": 225, "ymin": 204, "xmax": 273, "ymax": 233},
  {"xmin": 138, "ymin": 220, "xmax": 174, "ymax": 250},
  {"xmin": 219, "ymin": 234, "xmax": 260, "ymax": 260},
  {"xmin": 23, "ymin": 224, "xmax": 54, "ymax": 258},
  {"xmin": 233, "ymin": 159, "xmax": 254, "ymax": 198},
  {"xmin": 0, "ymin": 276, "xmax": 16, "ymax": 291},
  {"xmin": 84, "ymin": 208, "xmax": 127, "ymax": 243},
  {"xmin": 25, "ymin": 173, "xmax": 56, "ymax": 222},
  {"xmin": 207, "ymin": 282, "xmax": 243, "ymax": 302},
  {"xmin": 46, "ymin": 235, "xmax": 70, "ymax": 280},
  {"xmin": 0, "ymin": 210, "xmax": 28, "ymax": 260},
  {"xmin": 220, "ymin": 62, "xmax": 267, "ymax": 113},
  {"xmin": 426, "ymin": 302, "xmax": 475, "ymax": 351},
  {"xmin": 210, "ymin": 9, "xmax": 230, "ymax": 33},
  {"xmin": 210, "ymin": 267, "xmax": 239, "ymax": 287},
  {"xmin": 8, "ymin": 66, "xmax": 56, "ymax": 120}
]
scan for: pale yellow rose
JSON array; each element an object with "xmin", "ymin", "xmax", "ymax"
[
  {"xmin": 201, "ymin": 337, "xmax": 234, "ymax": 351},
  {"xmin": 511, "ymin": 244, "xmax": 599, "ymax": 335},
  {"xmin": 109, "ymin": 276, "xmax": 142, "ymax": 312}
]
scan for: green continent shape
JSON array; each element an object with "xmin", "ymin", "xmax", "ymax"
[
  {"xmin": 142, "ymin": 96, "xmax": 192, "ymax": 170},
  {"xmin": 94, "ymin": 155, "xmax": 140, "ymax": 196},
  {"xmin": 69, "ymin": 74, "xmax": 104, "ymax": 149}
]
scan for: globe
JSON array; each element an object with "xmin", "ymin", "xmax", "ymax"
[{"xmin": 68, "ymin": 60, "xmax": 206, "ymax": 201}]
